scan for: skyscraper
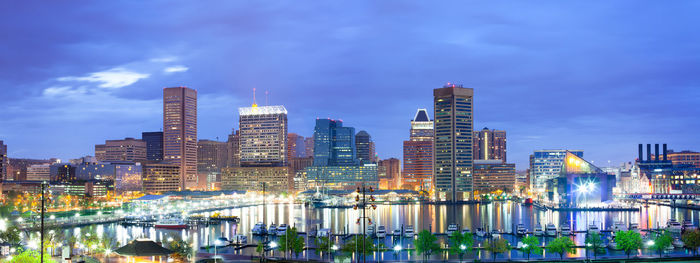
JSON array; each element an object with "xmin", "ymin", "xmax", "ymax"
[
  {"xmin": 433, "ymin": 84, "xmax": 474, "ymax": 201},
  {"xmin": 473, "ymin": 128, "xmax": 507, "ymax": 161},
  {"xmin": 313, "ymin": 119, "xmax": 356, "ymax": 166},
  {"xmin": 197, "ymin": 139, "xmax": 228, "ymax": 173},
  {"xmin": 0, "ymin": 140, "xmax": 7, "ymax": 181},
  {"xmin": 355, "ymin": 131, "xmax": 373, "ymax": 164},
  {"xmin": 142, "ymin": 131, "xmax": 164, "ymax": 161},
  {"xmin": 529, "ymin": 149, "xmax": 584, "ymax": 194},
  {"xmin": 287, "ymin": 133, "xmax": 306, "ymax": 159},
  {"xmin": 163, "ymin": 87, "xmax": 198, "ymax": 190},
  {"xmin": 226, "ymin": 129, "xmax": 240, "ymax": 167},
  {"xmin": 402, "ymin": 109, "xmax": 434, "ymax": 191},
  {"xmin": 304, "ymin": 137, "xmax": 314, "ymax": 158},
  {"xmin": 98, "ymin": 138, "xmax": 147, "ymax": 162},
  {"xmin": 378, "ymin": 158, "xmax": 400, "ymax": 189},
  {"xmin": 238, "ymin": 104, "xmax": 288, "ymax": 166}
]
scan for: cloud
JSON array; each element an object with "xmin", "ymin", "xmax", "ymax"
[
  {"xmin": 150, "ymin": 56, "xmax": 178, "ymax": 63},
  {"xmin": 163, "ymin": 65, "xmax": 189, "ymax": 74},
  {"xmin": 57, "ymin": 68, "xmax": 150, "ymax": 89}
]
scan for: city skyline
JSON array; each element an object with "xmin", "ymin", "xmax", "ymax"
[{"xmin": 2, "ymin": 1, "xmax": 700, "ymax": 170}]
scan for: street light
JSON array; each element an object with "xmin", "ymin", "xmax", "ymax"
[
  {"xmin": 213, "ymin": 239, "xmax": 223, "ymax": 259},
  {"xmin": 393, "ymin": 244, "xmax": 402, "ymax": 262},
  {"xmin": 459, "ymin": 244, "xmax": 467, "ymax": 263},
  {"xmin": 331, "ymin": 245, "xmax": 338, "ymax": 261}
]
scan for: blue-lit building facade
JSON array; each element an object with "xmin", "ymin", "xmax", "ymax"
[
  {"xmin": 546, "ymin": 151, "xmax": 614, "ymax": 207},
  {"xmin": 530, "ymin": 149, "xmax": 584, "ymax": 196},
  {"xmin": 304, "ymin": 119, "xmax": 377, "ymax": 189},
  {"xmin": 142, "ymin": 131, "xmax": 164, "ymax": 161}
]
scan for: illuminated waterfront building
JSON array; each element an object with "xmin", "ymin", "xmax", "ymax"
[
  {"xmin": 433, "ymin": 84, "xmax": 474, "ymax": 201},
  {"xmin": 221, "ymin": 166, "xmax": 289, "ymax": 192},
  {"xmin": 402, "ymin": 109, "xmax": 434, "ymax": 191},
  {"xmin": 303, "ymin": 164, "xmax": 379, "ymax": 189},
  {"xmin": 473, "ymin": 127, "xmax": 507, "ymax": 162},
  {"xmin": 547, "ymin": 151, "xmax": 614, "ymax": 207},
  {"xmin": 114, "ymin": 162, "xmax": 142, "ymax": 193},
  {"xmin": 238, "ymin": 105, "xmax": 288, "ymax": 166},
  {"xmin": 529, "ymin": 149, "xmax": 584, "ymax": 194},
  {"xmin": 378, "ymin": 158, "xmax": 400, "ymax": 189},
  {"xmin": 142, "ymin": 131, "xmax": 164, "ymax": 162},
  {"xmin": 637, "ymin": 143, "xmax": 700, "ymax": 194},
  {"xmin": 163, "ymin": 86, "xmax": 198, "ymax": 190},
  {"xmin": 142, "ymin": 163, "xmax": 180, "ymax": 193},
  {"xmin": 472, "ymin": 160, "xmax": 516, "ymax": 193}
]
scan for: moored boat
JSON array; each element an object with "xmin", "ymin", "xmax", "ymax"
[{"xmin": 155, "ymin": 217, "xmax": 187, "ymax": 229}]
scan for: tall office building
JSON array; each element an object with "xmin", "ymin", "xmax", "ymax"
[
  {"xmin": 238, "ymin": 105, "xmax": 288, "ymax": 166},
  {"xmin": 356, "ymin": 131, "xmax": 374, "ymax": 164},
  {"xmin": 163, "ymin": 87, "xmax": 198, "ymax": 190},
  {"xmin": 142, "ymin": 163, "xmax": 180, "ymax": 193},
  {"xmin": 97, "ymin": 138, "xmax": 147, "ymax": 162},
  {"xmin": 472, "ymin": 160, "xmax": 516, "ymax": 193},
  {"xmin": 529, "ymin": 150, "xmax": 584, "ymax": 193},
  {"xmin": 0, "ymin": 140, "xmax": 7, "ymax": 181},
  {"xmin": 226, "ymin": 129, "xmax": 240, "ymax": 167},
  {"xmin": 433, "ymin": 84, "xmax": 474, "ymax": 201},
  {"xmin": 378, "ymin": 158, "xmax": 400, "ymax": 189},
  {"xmin": 197, "ymin": 139, "xmax": 228, "ymax": 173},
  {"xmin": 304, "ymin": 137, "xmax": 314, "ymax": 158},
  {"xmin": 142, "ymin": 132, "xmax": 164, "ymax": 161},
  {"xmin": 402, "ymin": 109, "xmax": 434, "ymax": 191},
  {"xmin": 473, "ymin": 128, "xmax": 507, "ymax": 161},
  {"xmin": 287, "ymin": 133, "xmax": 306, "ymax": 159},
  {"xmin": 313, "ymin": 119, "xmax": 356, "ymax": 166}
]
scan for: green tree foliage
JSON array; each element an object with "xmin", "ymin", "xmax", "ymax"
[
  {"xmin": 584, "ymin": 232, "xmax": 606, "ymax": 259},
  {"xmin": 615, "ymin": 230, "xmax": 642, "ymax": 259},
  {"xmin": 7, "ymin": 249, "xmax": 56, "ymax": 263},
  {"xmin": 314, "ymin": 236, "xmax": 334, "ymax": 260},
  {"xmin": 546, "ymin": 236, "xmax": 575, "ymax": 260},
  {"xmin": 682, "ymin": 229, "xmax": 700, "ymax": 256},
  {"xmin": 256, "ymin": 242, "xmax": 266, "ymax": 261},
  {"xmin": 449, "ymin": 231, "xmax": 474, "ymax": 260},
  {"xmin": 415, "ymin": 230, "xmax": 440, "ymax": 262},
  {"xmin": 650, "ymin": 230, "xmax": 673, "ymax": 258},
  {"xmin": 484, "ymin": 237, "xmax": 510, "ymax": 262},
  {"xmin": 278, "ymin": 227, "xmax": 305, "ymax": 258},
  {"xmin": 520, "ymin": 235, "xmax": 542, "ymax": 260},
  {"xmin": 0, "ymin": 226, "xmax": 22, "ymax": 246},
  {"xmin": 168, "ymin": 237, "xmax": 194, "ymax": 261},
  {"xmin": 341, "ymin": 235, "xmax": 374, "ymax": 259}
]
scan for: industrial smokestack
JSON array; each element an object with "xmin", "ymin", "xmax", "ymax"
[
  {"xmin": 655, "ymin": 144, "xmax": 660, "ymax": 162},
  {"xmin": 647, "ymin": 144, "xmax": 651, "ymax": 162},
  {"xmin": 638, "ymin": 144, "xmax": 643, "ymax": 162},
  {"xmin": 663, "ymin": 144, "xmax": 668, "ymax": 162}
]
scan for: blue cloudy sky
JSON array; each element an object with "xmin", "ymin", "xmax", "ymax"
[{"xmin": 2, "ymin": 1, "xmax": 699, "ymax": 169}]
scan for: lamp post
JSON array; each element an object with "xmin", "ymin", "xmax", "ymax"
[
  {"xmin": 459, "ymin": 244, "xmax": 466, "ymax": 263},
  {"xmin": 354, "ymin": 183, "xmax": 376, "ymax": 263},
  {"xmin": 393, "ymin": 244, "xmax": 402, "ymax": 262},
  {"xmin": 331, "ymin": 244, "xmax": 338, "ymax": 262},
  {"xmin": 270, "ymin": 241, "xmax": 278, "ymax": 258}
]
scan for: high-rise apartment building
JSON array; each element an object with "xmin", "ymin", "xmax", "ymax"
[
  {"xmin": 0, "ymin": 140, "xmax": 7, "ymax": 181},
  {"xmin": 402, "ymin": 109, "xmax": 434, "ymax": 191},
  {"xmin": 356, "ymin": 131, "xmax": 374, "ymax": 164},
  {"xmin": 163, "ymin": 87, "xmax": 198, "ymax": 190},
  {"xmin": 313, "ymin": 119, "xmax": 356, "ymax": 166},
  {"xmin": 238, "ymin": 105, "xmax": 288, "ymax": 166},
  {"xmin": 226, "ymin": 129, "xmax": 240, "ymax": 167},
  {"xmin": 197, "ymin": 139, "xmax": 228, "ymax": 173},
  {"xmin": 529, "ymin": 150, "xmax": 584, "ymax": 193},
  {"xmin": 473, "ymin": 128, "xmax": 507, "ymax": 161},
  {"xmin": 96, "ymin": 138, "xmax": 147, "ymax": 162},
  {"xmin": 433, "ymin": 84, "xmax": 474, "ymax": 201},
  {"xmin": 142, "ymin": 132, "xmax": 164, "ymax": 162}
]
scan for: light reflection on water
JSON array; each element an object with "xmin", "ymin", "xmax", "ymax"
[{"xmin": 54, "ymin": 201, "xmax": 698, "ymax": 258}]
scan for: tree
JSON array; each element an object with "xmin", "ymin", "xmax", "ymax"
[
  {"xmin": 168, "ymin": 237, "xmax": 194, "ymax": 261},
  {"xmin": 650, "ymin": 230, "xmax": 673, "ymax": 258},
  {"xmin": 484, "ymin": 237, "xmax": 510, "ymax": 262},
  {"xmin": 415, "ymin": 230, "xmax": 440, "ymax": 262},
  {"xmin": 256, "ymin": 242, "xmax": 266, "ymax": 262},
  {"xmin": 615, "ymin": 230, "xmax": 643, "ymax": 259},
  {"xmin": 314, "ymin": 236, "xmax": 334, "ymax": 260},
  {"xmin": 585, "ymin": 232, "xmax": 606, "ymax": 259},
  {"xmin": 546, "ymin": 236, "xmax": 575, "ymax": 260},
  {"xmin": 8, "ymin": 249, "xmax": 56, "ymax": 263},
  {"xmin": 682, "ymin": 229, "xmax": 700, "ymax": 256},
  {"xmin": 0, "ymin": 226, "xmax": 22, "ymax": 247},
  {"xmin": 341, "ymin": 235, "xmax": 374, "ymax": 260},
  {"xmin": 278, "ymin": 227, "xmax": 305, "ymax": 258},
  {"xmin": 520, "ymin": 235, "xmax": 542, "ymax": 260},
  {"xmin": 449, "ymin": 232, "xmax": 474, "ymax": 261}
]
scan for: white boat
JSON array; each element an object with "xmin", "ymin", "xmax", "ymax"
[
  {"xmin": 376, "ymin": 225, "xmax": 386, "ymax": 238},
  {"xmin": 252, "ymin": 222, "xmax": 267, "ymax": 235},
  {"xmin": 545, "ymin": 223, "xmax": 557, "ymax": 237},
  {"xmin": 560, "ymin": 224, "xmax": 571, "ymax": 236},
  {"xmin": 612, "ymin": 221, "xmax": 628, "ymax": 232},
  {"xmin": 215, "ymin": 237, "xmax": 230, "ymax": 247},
  {"xmin": 588, "ymin": 223, "xmax": 600, "ymax": 234},
  {"xmin": 367, "ymin": 225, "xmax": 376, "ymax": 237},
  {"xmin": 269, "ymin": 223, "xmax": 277, "ymax": 235},
  {"xmin": 232, "ymin": 235, "xmax": 247, "ymax": 245},
  {"xmin": 516, "ymin": 241, "xmax": 525, "ymax": 249},
  {"xmin": 318, "ymin": 228, "xmax": 331, "ymax": 238},
  {"xmin": 516, "ymin": 224, "xmax": 527, "ymax": 236},
  {"xmin": 534, "ymin": 224, "xmax": 544, "ymax": 236},
  {"xmin": 447, "ymin": 224, "xmax": 459, "ymax": 235},
  {"xmin": 491, "ymin": 229, "xmax": 501, "ymax": 238},
  {"xmin": 461, "ymin": 227, "xmax": 471, "ymax": 235},
  {"xmin": 276, "ymin": 224, "xmax": 289, "ymax": 236},
  {"xmin": 154, "ymin": 217, "xmax": 187, "ymax": 229},
  {"xmin": 629, "ymin": 223, "xmax": 640, "ymax": 233},
  {"xmin": 476, "ymin": 228, "xmax": 487, "ymax": 238},
  {"xmin": 673, "ymin": 238, "xmax": 685, "ymax": 248},
  {"xmin": 393, "ymin": 229, "xmax": 401, "ymax": 236},
  {"xmin": 683, "ymin": 220, "xmax": 697, "ymax": 232},
  {"xmin": 404, "ymin": 225, "xmax": 415, "ymax": 238},
  {"xmin": 667, "ymin": 219, "xmax": 682, "ymax": 233}
]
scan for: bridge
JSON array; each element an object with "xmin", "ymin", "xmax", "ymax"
[{"xmin": 615, "ymin": 193, "xmax": 700, "ymax": 200}]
